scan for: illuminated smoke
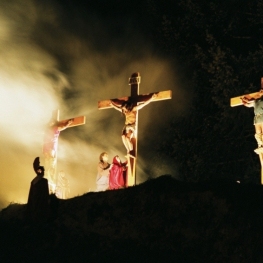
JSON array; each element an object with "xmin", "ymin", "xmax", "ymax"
[{"xmin": 0, "ymin": 1, "xmax": 189, "ymax": 209}]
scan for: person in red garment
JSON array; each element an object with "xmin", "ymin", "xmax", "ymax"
[{"xmin": 109, "ymin": 155, "xmax": 127, "ymax": 189}]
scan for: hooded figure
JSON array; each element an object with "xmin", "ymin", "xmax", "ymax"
[
  {"xmin": 26, "ymin": 157, "xmax": 49, "ymax": 222},
  {"xmin": 109, "ymin": 156, "xmax": 127, "ymax": 190}
]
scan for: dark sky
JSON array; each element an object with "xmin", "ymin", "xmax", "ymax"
[{"xmin": 0, "ymin": 0, "xmax": 189, "ymax": 208}]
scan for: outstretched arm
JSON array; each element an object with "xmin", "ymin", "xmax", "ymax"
[
  {"xmin": 240, "ymin": 96, "xmax": 255, "ymax": 108},
  {"xmin": 57, "ymin": 119, "xmax": 74, "ymax": 131},
  {"xmin": 110, "ymin": 100, "xmax": 122, "ymax": 112},
  {"xmin": 136, "ymin": 93, "xmax": 157, "ymax": 110},
  {"xmin": 241, "ymin": 89, "xmax": 263, "ymax": 108}
]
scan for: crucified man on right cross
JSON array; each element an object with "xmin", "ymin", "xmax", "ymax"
[
  {"xmin": 110, "ymin": 93, "xmax": 157, "ymax": 155},
  {"xmin": 231, "ymin": 77, "xmax": 263, "ymax": 184},
  {"xmin": 239, "ymin": 79, "xmax": 263, "ymax": 154}
]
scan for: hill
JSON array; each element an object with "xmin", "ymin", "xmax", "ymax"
[{"xmin": 0, "ymin": 175, "xmax": 262, "ymax": 263}]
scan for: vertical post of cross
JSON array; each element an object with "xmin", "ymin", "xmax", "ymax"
[{"xmin": 127, "ymin": 73, "xmax": 141, "ymax": 185}]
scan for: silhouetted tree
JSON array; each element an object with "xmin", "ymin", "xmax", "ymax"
[{"xmin": 144, "ymin": 0, "xmax": 263, "ymax": 182}]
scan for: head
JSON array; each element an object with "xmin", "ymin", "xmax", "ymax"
[
  {"xmin": 121, "ymin": 101, "xmax": 134, "ymax": 113},
  {"xmin": 36, "ymin": 166, "xmax": 45, "ymax": 176},
  {"xmin": 48, "ymin": 118, "xmax": 58, "ymax": 127},
  {"xmin": 113, "ymin": 155, "xmax": 120, "ymax": 164},
  {"xmin": 99, "ymin": 152, "xmax": 108, "ymax": 163}
]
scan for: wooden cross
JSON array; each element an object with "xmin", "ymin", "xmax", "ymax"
[
  {"xmin": 51, "ymin": 109, "xmax": 86, "ymax": 129},
  {"xmin": 98, "ymin": 72, "xmax": 172, "ymax": 186},
  {"xmin": 43, "ymin": 109, "xmax": 86, "ymax": 192},
  {"xmin": 230, "ymin": 77, "xmax": 263, "ymax": 184}
]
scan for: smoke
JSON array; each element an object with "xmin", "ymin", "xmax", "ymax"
[{"xmin": 0, "ymin": 0, "xmax": 189, "ymax": 209}]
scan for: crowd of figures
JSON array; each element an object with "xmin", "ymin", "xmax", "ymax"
[
  {"xmin": 96, "ymin": 152, "xmax": 127, "ymax": 191},
  {"xmin": 26, "ymin": 152, "xmax": 127, "ymax": 223}
]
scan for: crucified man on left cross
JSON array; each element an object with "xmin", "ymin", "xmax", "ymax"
[{"xmin": 43, "ymin": 110, "xmax": 86, "ymax": 193}]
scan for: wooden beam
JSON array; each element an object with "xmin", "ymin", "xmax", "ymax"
[
  {"xmin": 58, "ymin": 116, "xmax": 86, "ymax": 128},
  {"xmin": 230, "ymin": 92, "xmax": 259, "ymax": 107},
  {"xmin": 63, "ymin": 116, "xmax": 86, "ymax": 128},
  {"xmin": 98, "ymin": 90, "xmax": 172, "ymax": 110},
  {"xmin": 153, "ymin": 90, "xmax": 172, "ymax": 100},
  {"xmin": 126, "ymin": 154, "xmax": 136, "ymax": 186},
  {"xmin": 98, "ymin": 96, "xmax": 129, "ymax": 109}
]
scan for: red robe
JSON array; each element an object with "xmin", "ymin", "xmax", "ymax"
[{"xmin": 109, "ymin": 156, "xmax": 127, "ymax": 190}]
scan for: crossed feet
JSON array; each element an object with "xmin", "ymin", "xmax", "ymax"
[
  {"xmin": 125, "ymin": 153, "xmax": 136, "ymax": 159},
  {"xmin": 125, "ymin": 150, "xmax": 136, "ymax": 159}
]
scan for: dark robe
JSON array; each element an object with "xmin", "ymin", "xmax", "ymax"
[{"xmin": 27, "ymin": 176, "xmax": 49, "ymax": 222}]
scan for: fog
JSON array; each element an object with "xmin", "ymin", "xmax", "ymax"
[{"xmin": 0, "ymin": 0, "xmax": 189, "ymax": 209}]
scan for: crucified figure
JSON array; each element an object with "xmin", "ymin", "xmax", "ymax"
[
  {"xmin": 43, "ymin": 116, "xmax": 73, "ymax": 192},
  {"xmin": 42, "ymin": 109, "xmax": 86, "ymax": 193},
  {"xmin": 241, "ymin": 88, "xmax": 263, "ymax": 154},
  {"xmin": 98, "ymin": 72, "xmax": 172, "ymax": 186},
  {"xmin": 43, "ymin": 118, "xmax": 74, "ymax": 160},
  {"xmin": 231, "ymin": 77, "xmax": 263, "ymax": 185},
  {"xmin": 110, "ymin": 93, "xmax": 157, "ymax": 154}
]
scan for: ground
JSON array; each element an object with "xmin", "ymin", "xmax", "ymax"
[{"xmin": 0, "ymin": 175, "xmax": 262, "ymax": 263}]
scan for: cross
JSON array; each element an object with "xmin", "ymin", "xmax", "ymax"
[
  {"xmin": 98, "ymin": 72, "xmax": 172, "ymax": 187},
  {"xmin": 230, "ymin": 77, "xmax": 263, "ymax": 184},
  {"xmin": 43, "ymin": 109, "xmax": 86, "ymax": 192}
]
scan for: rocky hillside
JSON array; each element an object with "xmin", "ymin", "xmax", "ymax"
[{"xmin": 0, "ymin": 175, "xmax": 262, "ymax": 263}]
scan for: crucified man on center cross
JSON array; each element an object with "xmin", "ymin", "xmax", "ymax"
[
  {"xmin": 98, "ymin": 72, "xmax": 172, "ymax": 186},
  {"xmin": 110, "ymin": 93, "xmax": 157, "ymax": 155}
]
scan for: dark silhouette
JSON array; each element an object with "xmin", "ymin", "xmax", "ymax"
[
  {"xmin": 26, "ymin": 157, "xmax": 49, "ymax": 223},
  {"xmin": 1, "ymin": 175, "xmax": 263, "ymax": 262}
]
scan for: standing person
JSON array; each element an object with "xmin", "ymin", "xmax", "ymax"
[
  {"xmin": 96, "ymin": 152, "xmax": 111, "ymax": 191},
  {"xmin": 109, "ymin": 155, "xmax": 127, "ymax": 190},
  {"xmin": 43, "ymin": 116, "xmax": 73, "ymax": 192},
  {"xmin": 27, "ymin": 157, "xmax": 49, "ymax": 223},
  {"xmin": 110, "ymin": 94, "xmax": 157, "ymax": 154},
  {"xmin": 55, "ymin": 170, "xmax": 70, "ymax": 199},
  {"xmin": 241, "ymin": 88, "xmax": 263, "ymax": 154}
]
